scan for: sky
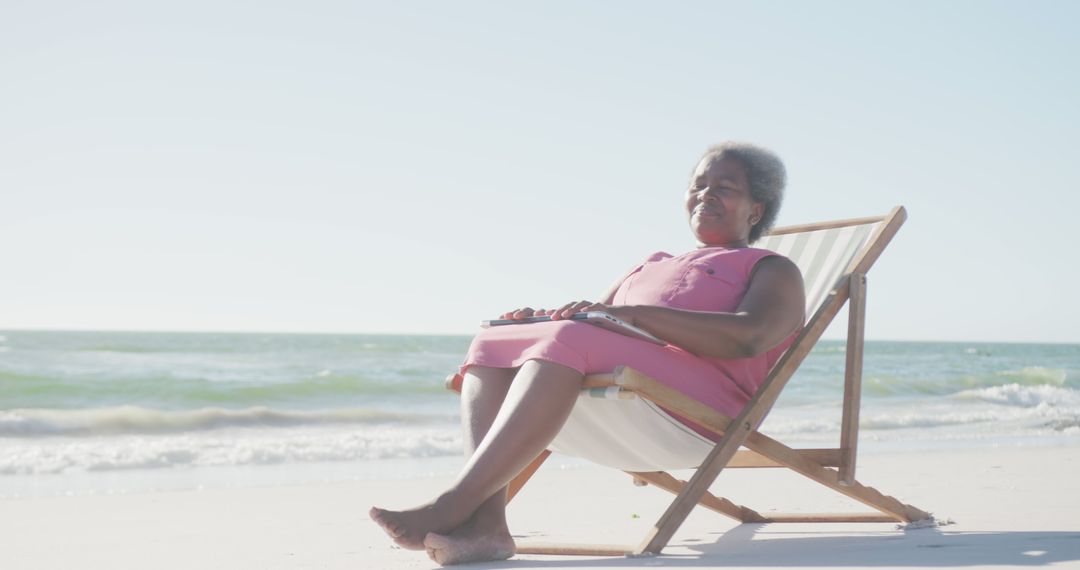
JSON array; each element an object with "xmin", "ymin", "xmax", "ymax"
[{"xmin": 2, "ymin": 1, "xmax": 1078, "ymax": 343}]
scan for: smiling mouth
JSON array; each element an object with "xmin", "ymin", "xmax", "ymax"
[{"xmin": 695, "ymin": 207, "xmax": 721, "ymax": 217}]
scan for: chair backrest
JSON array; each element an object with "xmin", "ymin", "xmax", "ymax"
[
  {"xmin": 744, "ymin": 208, "xmax": 905, "ymax": 469},
  {"xmin": 755, "ymin": 219, "xmax": 881, "ymax": 316}
]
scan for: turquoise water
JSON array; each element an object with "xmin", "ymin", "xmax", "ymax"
[{"xmin": 1, "ymin": 330, "xmax": 1077, "ymax": 484}]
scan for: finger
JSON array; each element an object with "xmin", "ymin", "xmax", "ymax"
[
  {"xmin": 570, "ymin": 300, "xmax": 596, "ymax": 316},
  {"xmin": 550, "ymin": 301, "xmax": 581, "ymax": 320},
  {"xmin": 556, "ymin": 300, "xmax": 593, "ymax": 320},
  {"xmin": 547, "ymin": 302, "xmax": 569, "ymax": 320},
  {"xmin": 504, "ymin": 307, "xmax": 534, "ymax": 320}
]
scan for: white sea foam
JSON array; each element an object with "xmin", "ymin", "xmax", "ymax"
[
  {"xmin": 756, "ymin": 415, "xmax": 839, "ymax": 437},
  {"xmin": 954, "ymin": 383, "xmax": 1079, "ymax": 407},
  {"xmin": 859, "ymin": 408, "xmax": 1033, "ymax": 430},
  {"xmin": 0, "ymin": 425, "xmax": 463, "ymax": 475},
  {"xmin": 760, "ymin": 384, "xmax": 1080, "ymax": 440},
  {"xmin": 0, "ymin": 406, "xmax": 447, "ymax": 437}
]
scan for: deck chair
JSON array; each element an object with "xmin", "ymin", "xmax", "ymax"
[{"xmin": 446, "ymin": 206, "xmax": 930, "ymax": 557}]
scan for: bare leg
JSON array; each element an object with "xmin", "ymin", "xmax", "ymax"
[
  {"xmin": 425, "ymin": 366, "xmax": 517, "ymax": 564},
  {"xmin": 371, "ymin": 365, "xmax": 514, "ymax": 550},
  {"xmin": 371, "ymin": 360, "xmax": 582, "ymax": 556},
  {"xmin": 452, "ymin": 365, "xmax": 516, "ymax": 537}
]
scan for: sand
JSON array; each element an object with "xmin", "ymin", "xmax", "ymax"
[{"xmin": 3, "ymin": 444, "xmax": 1079, "ymax": 569}]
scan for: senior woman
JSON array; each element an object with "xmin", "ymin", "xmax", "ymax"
[{"xmin": 372, "ymin": 142, "xmax": 805, "ymax": 566}]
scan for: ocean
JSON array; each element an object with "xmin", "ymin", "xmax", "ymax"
[{"xmin": 1, "ymin": 330, "xmax": 1077, "ymax": 497}]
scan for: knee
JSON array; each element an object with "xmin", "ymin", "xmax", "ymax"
[
  {"xmin": 464, "ymin": 365, "xmax": 516, "ymax": 382},
  {"xmin": 544, "ymin": 320, "xmax": 591, "ymax": 344}
]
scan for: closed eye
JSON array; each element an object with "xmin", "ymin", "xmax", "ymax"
[{"xmin": 690, "ymin": 186, "xmax": 735, "ymax": 195}]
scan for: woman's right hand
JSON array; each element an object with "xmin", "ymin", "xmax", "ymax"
[{"xmin": 501, "ymin": 300, "xmax": 604, "ymax": 321}]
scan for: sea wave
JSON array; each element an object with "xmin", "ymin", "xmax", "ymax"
[
  {"xmin": 0, "ymin": 406, "xmax": 451, "ymax": 437},
  {"xmin": 0, "ymin": 425, "xmax": 462, "ymax": 475},
  {"xmin": 762, "ymin": 384, "xmax": 1080, "ymax": 436},
  {"xmin": 763, "ymin": 408, "xmax": 1080, "ymax": 436},
  {"xmin": 859, "ymin": 409, "xmax": 1029, "ymax": 430},
  {"xmin": 993, "ymin": 366, "xmax": 1068, "ymax": 386},
  {"xmin": 0, "ymin": 370, "xmax": 449, "ymax": 409},
  {"xmin": 953, "ymin": 383, "xmax": 1080, "ymax": 407},
  {"xmin": 861, "ymin": 367, "xmax": 1071, "ymax": 397},
  {"xmin": 0, "ymin": 331, "xmax": 470, "ymax": 356}
]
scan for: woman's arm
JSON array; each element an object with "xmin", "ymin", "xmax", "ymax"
[{"xmin": 549, "ymin": 256, "xmax": 805, "ymax": 359}]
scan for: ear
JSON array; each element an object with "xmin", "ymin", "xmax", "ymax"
[{"xmin": 750, "ymin": 202, "xmax": 765, "ymax": 225}]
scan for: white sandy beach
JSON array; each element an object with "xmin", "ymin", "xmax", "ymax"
[{"xmin": 3, "ymin": 444, "xmax": 1078, "ymax": 569}]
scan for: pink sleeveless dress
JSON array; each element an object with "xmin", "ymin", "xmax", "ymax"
[{"xmin": 461, "ymin": 247, "xmax": 797, "ymax": 424}]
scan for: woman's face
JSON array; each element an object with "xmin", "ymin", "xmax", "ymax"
[{"xmin": 685, "ymin": 155, "xmax": 764, "ymax": 247}]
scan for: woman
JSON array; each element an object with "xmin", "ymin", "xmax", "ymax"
[{"xmin": 371, "ymin": 142, "xmax": 805, "ymax": 566}]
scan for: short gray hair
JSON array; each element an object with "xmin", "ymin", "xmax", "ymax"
[{"xmin": 699, "ymin": 142, "xmax": 787, "ymax": 243}]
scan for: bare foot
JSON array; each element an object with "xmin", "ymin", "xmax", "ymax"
[
  {"xmin": 369, "ymin": 502, "xmax": 466, "ymax": 551},
  {"xmin": 424, "ymin": 519, "xmax": 516, "ymax": 566}
]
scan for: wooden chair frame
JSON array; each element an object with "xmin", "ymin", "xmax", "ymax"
[{"xmin": 447, "ymin": 206, "xmax": 930, "ymax": 557}]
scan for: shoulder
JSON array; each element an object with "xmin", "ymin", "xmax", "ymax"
[
  {"xmin": 737, "ymin": 247, "xmax": 798, "ymax": 275},
  {"xmin": 750, "ymin": 254, "xmax": 802, "ymax": 284},
  {"xmin": 743, "ymin": 246, "xmax": 789, "ymax": 264},
  {"xmin": 738, "ymin": 253, "xmax": 806, "ymax": 328},
  {"xmin": 747, "ymin": 254, "xmax": 804, "ymax": 304}
]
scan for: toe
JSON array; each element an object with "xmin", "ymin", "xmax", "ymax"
[
  {"xmin": 369, "ymin": 506, "xmax": 392, "ymax": 527},
  {"xmin": 370, "ymin": 507, "xmax": 405, "ymax": 538},
  {"xmin": 426, "ymin": 546, "xmax": 447, "ymax": 566}
]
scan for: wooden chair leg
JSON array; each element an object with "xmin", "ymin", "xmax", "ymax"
[
  {"xmin": 626, "ymin": 471, "xmax": 766, "ymax": 523},
  {"xmin": 839, "ymin": 272, "xmax": 866, "ymax": 486},
  {"xmin": 745, "ymin": 431, "xmax": 930, "ymax": 522},
  {"xmin": 508, "ymin": 449, "xmax": 551, "ymax": 503},
  {"xmin": 633, "ymin": 408, "xmax": 757, "ymax": 555}
]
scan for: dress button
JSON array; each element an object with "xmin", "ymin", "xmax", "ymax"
[{"xmin": 706, "ymin": 269, "xmax": 715, "ymax": 275}]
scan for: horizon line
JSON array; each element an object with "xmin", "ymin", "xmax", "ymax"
[{"xmin": 1, "ymin": 327, "xmax": 1076, "ymax": 346}]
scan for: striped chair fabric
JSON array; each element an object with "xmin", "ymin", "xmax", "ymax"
[{"xmin": 755, "ymin": 222, "xmax": 877, "ymax": 317}]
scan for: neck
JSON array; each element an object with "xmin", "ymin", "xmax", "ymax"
[{"xmin": 698, "ymin": 239, "xmax": 749, "ymax": 249}]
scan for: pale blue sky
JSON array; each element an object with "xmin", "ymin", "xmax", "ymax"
[{"xmin": 2, "ymin": 1, "xmax": 1077, "ymax": 343}]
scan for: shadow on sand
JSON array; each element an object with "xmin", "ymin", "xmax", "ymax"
[{"xmin": 468, "ymin": 525, "xmax": 1080, "ymax": 568}]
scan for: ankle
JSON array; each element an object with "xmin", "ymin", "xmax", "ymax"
[
  {"xmin": 471, "ymin": 508, "xmax": 509, "ymax": 534},
  {"xmin": 430, "ymin": 491, "xmax": 474, "ymax": 528}
]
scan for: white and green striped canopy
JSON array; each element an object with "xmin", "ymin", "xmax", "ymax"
[{"xmin": 756, "ymin": 221, "xmax": 877, "ymax": 317}]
